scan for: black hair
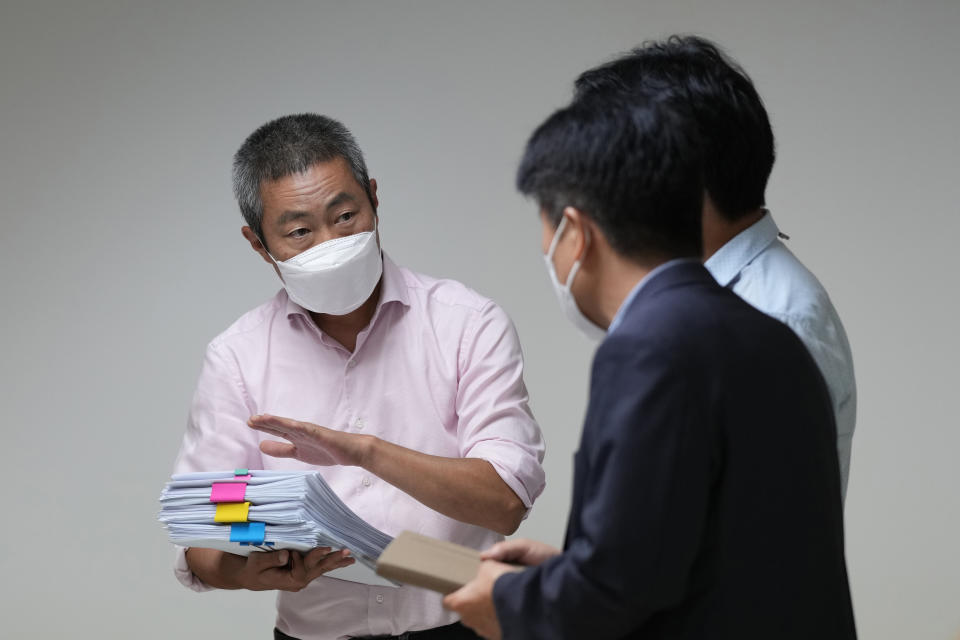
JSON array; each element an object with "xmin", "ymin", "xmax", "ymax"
[
  {"xmin": 232, "ymin": 113, "xmax": 374, "ymax": 243},
  {"xmin": 517, "ymin": 93, "xmax": 703, "ymax": 261},
  {"xmin": 574, "ymin": 35, "xmax": 774, "ymax": 222}
]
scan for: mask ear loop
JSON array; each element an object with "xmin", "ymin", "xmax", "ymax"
[
  {"xmin": 255, "ymin": 232, "xmax": 282, "ymax": 268},
  {"xmin": 546, "ymin": 216, "xmax": 569, "ymax": 260},
  {"xmin": 547, "ymin": 215, "xmax": 591, "ymax": 288}
]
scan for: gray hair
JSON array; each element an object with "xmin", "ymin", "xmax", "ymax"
[{"xmin": 232, "ymin": 113, "xmax": 374, "ymax": 245}]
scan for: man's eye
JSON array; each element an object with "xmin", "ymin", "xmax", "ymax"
[
  {"xmin": 336, "ymin": 212, "xmax": 355, "ymax": 224},
  {"xmin": 289, "ymin": 228, "xmax": 309, "ymax": 238}
]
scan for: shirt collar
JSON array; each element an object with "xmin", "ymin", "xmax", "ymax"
[
  {"xmin": 704, "ymin": 211, "xmax": 780, "ymax": 287},
  {"xmin": 607, "ymin": 257, "xmax": 701, "ymax": 335},
  {"xmin": 284, "ymin": 251, "xmax": 411, "ymax": 320}
]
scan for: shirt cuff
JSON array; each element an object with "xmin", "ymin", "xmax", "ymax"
[
  {"xmin": 173, "ymin": 545, "xmax": 215, "ymax": 592},
  {"xmin": 465, "ymin": 441, "xmax": 545, "ymax": 510}
]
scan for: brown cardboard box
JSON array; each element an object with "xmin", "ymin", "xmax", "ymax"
[{"xmin": 375, "ymin": 531, "xmax": 482, "ymax": 594}]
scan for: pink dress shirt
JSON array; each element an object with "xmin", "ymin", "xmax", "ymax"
[{"xmin": 171, "ymin": 253, "xmax": 546, "ymax": 640}]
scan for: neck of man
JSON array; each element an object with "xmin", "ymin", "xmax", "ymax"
[
  {"xmin": 591, "ymin": 252, "xmax": 662, "ymax": 329},
  {"xmin": 701, "ymin": 196, "xmax": 767, "ymax": 260},
  {"xmin": 310, "ymin": 280, "xmax": 383, "ymax": 353}
]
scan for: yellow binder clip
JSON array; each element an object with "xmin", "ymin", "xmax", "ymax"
[{"xmin": 215, "ymin": 501, "xmax": 251, "ymax": 523}]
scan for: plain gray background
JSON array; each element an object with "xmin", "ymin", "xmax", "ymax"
[{"xmin": 1, "ymin": 1, "xmax": 958, "ymax": 638}]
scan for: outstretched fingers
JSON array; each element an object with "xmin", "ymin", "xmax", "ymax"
[{"xmin": 260, "ymin": 440, "xmax": 297, "ymax": 458}]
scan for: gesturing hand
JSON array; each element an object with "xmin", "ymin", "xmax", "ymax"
[{"xmin": 248, "ymin": 414, "xmax": 372, "ymax": 467}]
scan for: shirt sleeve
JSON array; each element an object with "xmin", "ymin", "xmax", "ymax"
[
  {"xmin": 170, "ymin": 341, "xmax": 265, "ymax": 591},
  {"xmin": 454, "ymin": 301, "xmax": 546, "ymax": 509},
  {"xmin": 492, "ymin": 336, "xmax": 714, "ymax": 639}
]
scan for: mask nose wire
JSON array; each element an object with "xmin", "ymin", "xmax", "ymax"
[{"xmin": 265, "ymin": 217, "xmax": 380, "ymax": 265}]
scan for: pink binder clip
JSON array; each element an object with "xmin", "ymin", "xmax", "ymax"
[{"xmin": 210, "ymin": 481, "xmax": 247, "ymax": 503}]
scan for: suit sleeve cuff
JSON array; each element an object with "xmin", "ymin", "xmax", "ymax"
[{"xmin": 492, "ymin": 568, "xmax": 529, "ymax": 639}]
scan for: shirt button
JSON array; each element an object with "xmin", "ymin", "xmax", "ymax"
[
  {"xmin": 376, "ymin": 594, "xmax": 384, "ymax": 604},
  {"xmin": 346, "ymin": 360, "xmax": 357, "ymax": 369},
  {"xmin": 362, "ymin": 477, "xmax": 371, "ymax": 487},
  {"xmin": 355, "ymin": 418, "xmax": 365, "ymax": 430}
]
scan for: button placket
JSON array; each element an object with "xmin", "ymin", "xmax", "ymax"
[{"xmin": 367, "ymin": 585, "xmax": 394, "ymax": 634}]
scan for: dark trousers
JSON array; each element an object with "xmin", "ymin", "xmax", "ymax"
[{"xmin": 274, "ymin": 621, "xmax": 481, "ymax": 640}]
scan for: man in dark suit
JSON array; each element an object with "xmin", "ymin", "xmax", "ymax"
[{"xmin": 443, "ymin": 91, "xmax": 856, "ymax": 639}]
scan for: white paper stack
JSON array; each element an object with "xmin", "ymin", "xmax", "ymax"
[{"xmin": 158, "ymin": 469, "xmax": 397, "ymax": 586}]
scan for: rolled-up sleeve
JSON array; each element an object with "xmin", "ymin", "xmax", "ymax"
[
  {"xmin": 170, "ymin": 341, "xmax": 264, "ymax": 591},
  {"xmin": 455, "ymin": 301, "xmax": 546, "ymax": 509}
]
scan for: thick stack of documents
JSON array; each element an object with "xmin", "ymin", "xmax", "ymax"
[{"xmin": 158, "ymin": 469, "xmax": 396, "ymax": 585}]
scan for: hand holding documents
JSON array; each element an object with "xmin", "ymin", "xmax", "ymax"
[{"xmin": 158, "ymin": 469, "xmax": 397, "ymax": 586}]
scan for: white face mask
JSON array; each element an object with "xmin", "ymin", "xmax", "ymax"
[
  {"xmin": 269, "ymin": 219, "xmax": 383, "ymax": 315},
  {"xmin": 543, "ymin": 217, "xmax": 607, "ymax": 342}
]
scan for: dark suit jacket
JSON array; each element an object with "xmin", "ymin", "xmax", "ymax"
[{"xmin": 493, "ymin": 262, "xmax": 856, "ymax": 639}]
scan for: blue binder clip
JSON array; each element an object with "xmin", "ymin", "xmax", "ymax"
[{"xmin": 229, "ymin": 522, "xmax": 274, "ymax": 550}]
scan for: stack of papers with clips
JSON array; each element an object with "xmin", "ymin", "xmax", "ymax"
[{"xmin": 158, "ymin": 469, "xmax": 398, "ymax": 586}]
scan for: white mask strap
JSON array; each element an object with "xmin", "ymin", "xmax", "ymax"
[
  {"xmin": 547, "ymin": 215, "xmax": 590, "ymax": 288},
  {"xmin": 546, "ymin": 216, "xmax": 569, "ymax": 260}
]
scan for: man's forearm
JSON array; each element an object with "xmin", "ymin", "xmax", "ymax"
[
  {"xmin": 361, "ymin": 438, "xmax": 526, "ymax": 535},
  {"xmin": 246, "ymin": 414, "xmax": 528, "ymax": 534},
  {"xmin": 185, "ymin": 547, "xmax": 246, "ymax": 589}
]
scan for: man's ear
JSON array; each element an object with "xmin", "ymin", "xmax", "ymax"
[
  {"xmin": 561, "ymin": 206, "xmax": 592, "ymax": 263},
  {"xmin": 241, "ymin": 226, "xmax": 273, "ymax": 265},
  {"xmin": 369, "ymin": 178, "xmax": 379, "ymax": 210}
]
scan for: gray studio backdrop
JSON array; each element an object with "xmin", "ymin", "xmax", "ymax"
[{"xmin": 1, "ymin": 1, "xmax": 958, "ymax": 638}]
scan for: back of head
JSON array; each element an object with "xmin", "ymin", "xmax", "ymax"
[
  {"xmin": 575, "ymin": 35, "xmax": 774, "ymax": 222},
  {"xmin": 516, "ymin": 93, "xmax": 704, "ymax": 262},
  {"xmin": 232, "ymin": 113, "xmax": 373, "ymax": 242}
]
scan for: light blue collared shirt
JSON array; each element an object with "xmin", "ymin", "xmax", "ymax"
[
  {"xmin": 705, "ymin": 213, "xmax": 857, "ymax": 501},
  {"xmin": 608, "ymin": 258, "xmax": 701, "ymax": 335}
]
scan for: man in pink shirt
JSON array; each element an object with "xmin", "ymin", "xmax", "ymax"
[{"xmin": 171, "ymin": 113, "xmax": 546, "ymax": 640}]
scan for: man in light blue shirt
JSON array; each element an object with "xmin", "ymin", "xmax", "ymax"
[
  {"xmin": 704, "ymin": 209, "xmax": 856, "ymax": 498},
  {"xmin": 575, "ymin": 36, "xmax": 857, "ymax": 500}
]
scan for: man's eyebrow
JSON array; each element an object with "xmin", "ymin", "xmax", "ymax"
[
  {"xmin": 325, "ymin": 192, "xmax": 357, "ymax": 210},
  {"xmin": 277, "ymin": 210, "xmax": 311, "ymax": 226}
]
